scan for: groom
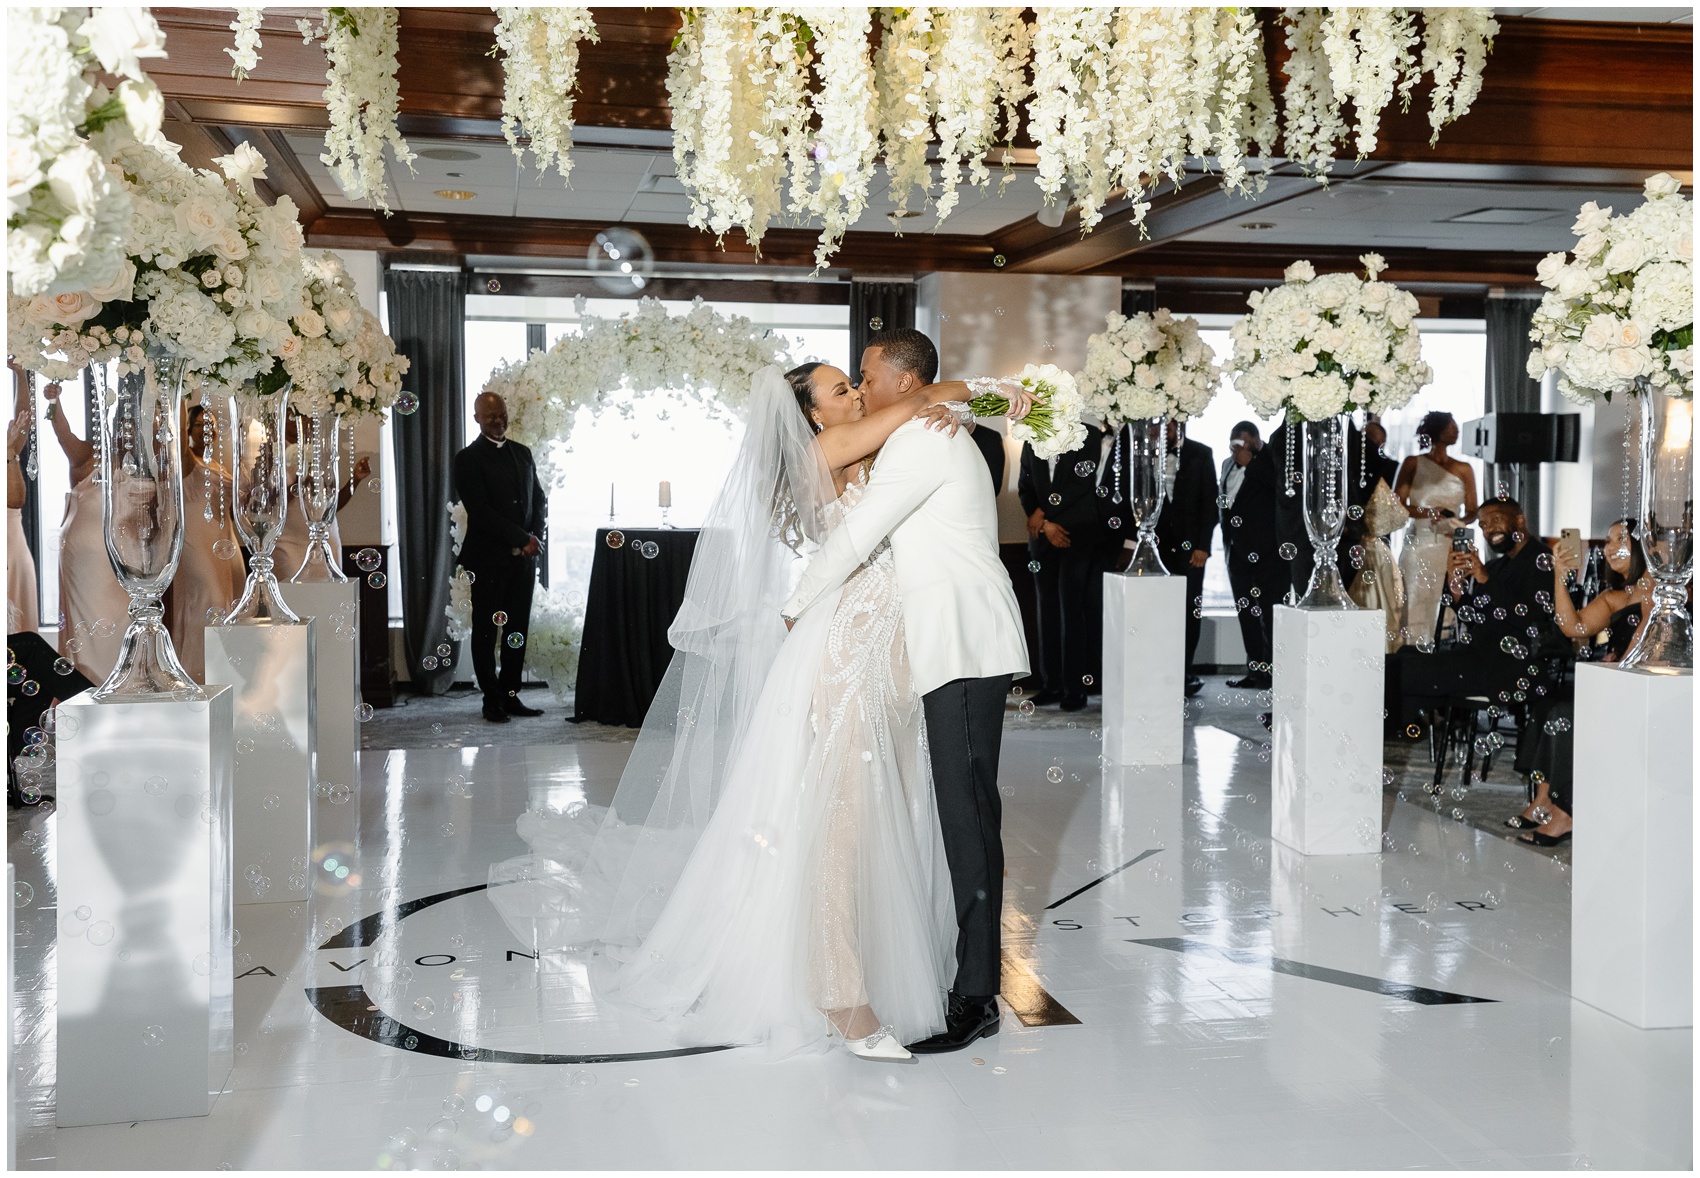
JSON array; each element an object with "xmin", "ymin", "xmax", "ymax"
[{"xmin": 782, "ymin": 328, "xmax": 1029, "ymax": 1053}]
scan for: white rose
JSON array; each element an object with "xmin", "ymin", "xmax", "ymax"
[
  {"xmin": 175, "ymin": 192, "xmax": 235, "ymax": 249},
  {"xmin": 294, "ymin": 309, "xmax": 326, "ymax": 338},
  {"xmin": 1580, "ymin": 315, "xmax": 1616, "ymax": 350},
  {"xmin": 322, "ymin": 299, "xmax": 357, "ymax": 336},
  {"xmin": 77, "ymin": 7, "xmax": 168, "ymax": 81},
  {"xmin": 248, "ymin": 267, "xmax": 284, "ymax": 304},
  {"xmin": 117, "ymin": 79, "xmax": 165, "ymax": 144},
  {"xmin": 45, "ymin": 145, "xmax": 104, "ymax": 215},
  {"xmin": 7, "ymin": 136, "xmax": 44, "ymax": 212},
  {"xmin": 1555, "ymin": 266, "xmax": 1593, "ymax": 300},
  {"xmin": 1284, "ymin": 260, "xmax": 1316, "ymax": 283},
  {"xmin": 1644, "ymin": 173, "xmax": 1683, "ymax": 198},
  {"xmin": 1574, "ymin": 231, "xmax": 1609, "ymax": 262},
  {"xmin": 1386, "ymin": 299, "xmax": 1415, "ymax": 329},
  {"xmin": 86, "ymin": 258, "xmax": 136, "ymax": 303},
  {"xmin": 1607, "ymin": 347, "xmax": 1647, "ymax": 379},
  {"xmin": 1572, "ymin": 201, "xmax": 1612, "ymax": 235},
  {"xmin": 223, "ymin": 265, "xmax": 244, "ymax": 287},
  {"xmin": 1543, "ymin": 342, "xmax": 1567, "ymax": 367},
  {"xmin": 31, "ymin": 289, "xmax": 101, "ymax": 326},
  {"xmin": 214, "ymin": 142, "xmax": 269, "ymax": 189},
  {"xmin": 1603, "ymin": 238, "xmax": 1646, "ymax": 273},
  {"xmin": 1615, "ymin": 319, "xmax": 1646, "ymax": 349},
  {"xmin": 236, "ymin": 308, "xmax": 274, "ymax": 339},
  {"xmin": 1678, "ymin": 232, "xmax": 1693, "ymax": 262},
  {"xmin": 213, "ymin": 227, "xmax": 249, "ymax": 261}
]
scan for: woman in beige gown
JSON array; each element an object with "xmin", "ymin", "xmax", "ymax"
[
  {"xmin": 43, "ymin": 382, "xmax": 129, "ymax": 683},
  {"xmin": 1348, "ymin": 477, "xmax": 1407, "ymax": 652},
  {"xmin": 7, "ymin": 405, "xmax": 39, "ymax": 634},
  {"xmin": 166, "ymin": 402, "xmax": 245, "ymax": 682},
  {"xmin": 1393, "ymin": 411, "xmax": 1477, "ymax": 649}
]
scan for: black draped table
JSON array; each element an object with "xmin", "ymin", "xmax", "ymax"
[{"xmin": 572, "ymin": 527, "xmax": 699, "ymax": 727}]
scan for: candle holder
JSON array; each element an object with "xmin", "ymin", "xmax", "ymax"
[{"xmin": 660, "ymin": 506, "xmax": 671, "ymax": 529}]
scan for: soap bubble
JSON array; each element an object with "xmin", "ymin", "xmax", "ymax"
[
  {"xmin": 414, "ymin": 997, "xmax": 436, "ymax": 1019},
  {"xmin": 1027, "ymin": 560, "xmax": 1041, "ymax": 573},
  {"xmin": 492, "ymin": 611, "xmax": 508, "ymax": 626},
  {"xmin": 421, "ymin": 655, "xmax": 438, "ymax": 670},
  {"xmin": 355, "ymin": 702, "xmax": 374, "ymax": 722},
  {"xmin": 52, "ymin": 657, "xmax": 74, "ymax": 676},
  {"xmin": 14, "ymin": 881, "xmax": 34, "ymax": 907},
  {"xmin": 368, "ymin": 478, "xmax": 382, "ymax": 494},
  {"xmin": 436, "ymin": 643, "xmax": 452, "ymax": 658},
  {"xmin": 213, "ymin": 539, "xmax": 239, "ymax": 560},
  {"xmin": 1073, "ymin": 460, "xmax": 1096, "ymax": 478},
  {"xmin": 1107, "ymin": 517, "xmax": 1121, "ymax": 529},
  {"xmin": 1017, "ymin": 699, "xmax": 1035, "ymax": 716},
  {"xmin": 640, "ymin": 541, "xmax": 660, "ymax": 559},
  {"xmin": 1046, "ymin": 766, "xmax": 1063, "ymax": 783},
  {"xmin": 328, "ymin": 783, "xmax": 352, "ymax": 804},
  {"xmin": 143, "ymin": 775, "xmax": 168, "ymax": 796},
  {"xmin": 20, "ymin": 680, "xmax": 38, "ymax": 696},
  {"xmin": 605, "ymin": 531, "xmax": 625, "ymax": 549},
  {"xmin": 354, "ymin": 548, "xmax": 382, "ymax": 573},
  {"xmin": 1278, "ymin": 542, "xmax": 1298, "ymax": 561},
  {"xmin": 395, "ymin": 391, "xmax": 419, "ymax": 415},
  {"xmin": 367, "ymin": 572, "xmax": 387, "ymax": 589},
  {"xmin": 142, "ymin": 1025, "xmax": 165, "ymax": 1047},
  {"xmin": 507, "ymin": 632, "xmax": 525, "ymax": 649}
]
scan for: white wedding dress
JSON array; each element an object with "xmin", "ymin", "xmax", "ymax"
[
  {"xmin": 488, "ymin": 372, "xmax": 954, "ymax": 1057},
  {"xmin": 1398, "ymin": 456, "xmax": 1467, "ymax": 649}
]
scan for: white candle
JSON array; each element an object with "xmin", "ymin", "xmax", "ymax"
[{"xmin": 659, "ymin": 480, "xmax": 672, "ymax": 509}]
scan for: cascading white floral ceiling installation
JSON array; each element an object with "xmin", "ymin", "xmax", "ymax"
[{"xmin": 225, "ymin": 7, "xmax": 1495, "ymax": 264}]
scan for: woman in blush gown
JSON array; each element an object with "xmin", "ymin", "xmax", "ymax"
[
  {"xmin": 165, "ymin": 402, "xmax": 245, "ymax": 681},
  {"xmin": 43, "ymin": 381, "xmax": 128, "ymax": 683},
  {"xmin": 1348, "ymin": 475, "xmax": 1407, "ymax": 652},
  {"xmin": 8, "ymin": 403, "xmax": 39, "ymax": 634},
  {"xmin": 489, "ymin": 365, "xmax": 1024, "ymax": 1062},
  {"xmin": 271, "ymin": 412, "xmax": 370, "ymax": 581},
  {"xmin": 1393, "ymin": 410, "xmax": 1477, "ymax": 649}
]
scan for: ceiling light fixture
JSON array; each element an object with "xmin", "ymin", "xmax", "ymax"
[
  {"xmin": 419, "ymin": 147, "xmax": 481, "ymax": 162},
  {"xmin": 1240, "ymin": 221, "xmax": 1276, "ymax": 230},
  {"xmin": 434, "ymin": 189, "xmax": 476, "ymax": 200}
]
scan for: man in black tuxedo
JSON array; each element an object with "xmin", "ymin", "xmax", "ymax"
[
  {"xmin": 453, "ymin": 392, "xmax": 547, "ymax": 723},
  {"xmin": 1363, "ymin": 418, "xmax": 1401, "ymax": 492},
  {"xmin": 1218, "ymin": 422, "xmax": 1285, "ymax": 689},
  {"xmin": 1154, "ymin": 422, "xmax": 1217, "ymax": 696},
  {"xmin": 1018, "ymin": 424, "xmax": 1107, "ymax": 710}
]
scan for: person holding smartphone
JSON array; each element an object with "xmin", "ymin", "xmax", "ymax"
[{"xmin": 1444, "ymin": 495, "xmax": 1559, "ymax": 706}]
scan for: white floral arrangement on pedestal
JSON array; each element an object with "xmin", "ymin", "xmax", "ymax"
[
  {"xmin": 279, "ymin": 249, "xmax": 409, "ymax": 416},
  {"xmin": 1078, "ymin": 309, "xmax": 1222, "ymax": 424},
  {"xmin": 492, "ymin": 296, "xmax": 792, "ymax": 487},
  {"xmin": 8, "ymin": 7, "xmax": 169, "ymax": 298},
  {"xmin": 522, "ymin": 588, "xmax": 585, "ymax": 704},
  {"xmin": 1527, "ymin": 173, "xmax": 1693, "ymax": 402},
  {"xmin": 1230, "ymin": 255, "xmax": 1433, "ymax": 420}
]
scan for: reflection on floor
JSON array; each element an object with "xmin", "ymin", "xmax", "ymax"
[{"xmin": 8, "ymin": 693, "xmax": 1689, "ymax": 1169}]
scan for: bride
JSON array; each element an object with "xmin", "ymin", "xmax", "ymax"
[
  {"xmin": 490, "ymin": 363, "xmax": 1021, "ymax": 1062},
  {"xmin": 1394, "ymin": 410, "xmax": 1478, "ymax": 648}
]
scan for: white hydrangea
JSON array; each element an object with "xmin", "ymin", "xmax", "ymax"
[
  {"xmin": 1078, "ymin": 309, "xmax": 1222, "ymax": 424},
  {"xmin": 1008, "ymin": 363, "xmax": 1088, "ymax": 460}
]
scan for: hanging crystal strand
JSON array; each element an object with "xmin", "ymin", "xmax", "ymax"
[
  {"xmin": 1622, "ymin": 392, "xmax": 1637, "ymax": 523},
  {"xmin": 202, "ymin": 393, "xmax": 215, "ymax": 522},
  {"xmin": 1283, "ymin": 412, "xmax": 1297, "ymax": 497},
  {"xmin": 23, "ymin": 369, "xmax": 39, "ymax": 480},
  {"xmin": 1110, "ymin": 424, "xmax": 1124, "ymax": 505},
  {"xmin": 90, "ymin": 365, "xmax": 107, "ymax": 485},
  {"xmin": 1357, "ymin": 410, "xmax": 1367, "ymax": 489}
]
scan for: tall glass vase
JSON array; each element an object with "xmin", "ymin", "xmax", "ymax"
[
  {"xmin": 289, "ymin": 408, "xmax": 347, "ymax": 583},
  {"xmin": 223, "ymin": 384, "xmax": 303, "ymax": 625},
  {"xmin": 1115, "ymin": 418, "xmax": 1170, "ymax": 576},
  {"xmin": 94, "ymin": 345, "xmax": 202, "ymax": 700},
  {"xmin": 1297, "ymin": 412, "xmax": 1356, "ymax": 610},
  {"xmin": 1620, "ymin": 384, "xmax": 1693, "ymax": 671}
]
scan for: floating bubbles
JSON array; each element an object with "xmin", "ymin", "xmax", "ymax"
[
  {"xmin": 1017, "ymin": 699, "xmax": 1035, "ymax": 717},
  {"xmin": 14, "ymin": 881, "xmax": 34, "ymax": 907},
  {"xmin": 20, "ymin": 680, "xmax": 38, "ymax": 697},
  {"xmin": 395, "ymin": 391, "xmax": 420, "ymax": 415},
  {"xmin": 1027, "ymin": 560, "xmax": 1041, "ymax": 573},
  {"xmin": 639, "ymin": 540, "xmax": 660, "ymax": 559},
  {"xmin": 436, "ymin": 643, "xmax": 452, "ymax": 658},
  {"xmin": 1347, "ymin": 503, "xmax": 1365, "ymax": 521},
  {"xmin": 52, "ymin": 657, "xmax": 75, "ymax": 676},
  {"xmin": 367, "ymin": 572, "xmax": 387, "ymax": 589},
  {"xmin": 1348, "ymin": 545, "xmax": 1366, "ymax": 569},
  {"xmin": 367, "ymin": 477, "xmax": 382, "ymax": 494},
  {"xmin": 1107, "ymin": 517, "xmax": 1122, "ymax": 529},
  {"xmin": 421, "ymin": 655, "xmax": 438, "ymax": 670},
  {"xmin": 414, "ymin": 996, "xmax": 436, "ymax": 1019},
  {"xmin": 1045, "ymin": 766, "xmax": 1064, "ymax": 784},
  {"xmin": 213, "ymin": 538, "xmax": 239, "ymax": 560},
  {"xmin": 143, "ymin": 775, "xmax": 168, "ymax": 796},
  {"xmin": 143, "ymin": 1025, "xmax": 165, "ymax": 1047},
  {"xmin": 1073, "ymin": 460, "xmax": 1096, "ymax": 478},
  {"xmin": 87, "ymin": 920, "xmax": 115, "ymax": 945},
  {"xmin": 441, "ymin": 822, "xmax": 455, "ymax": 837},
  {"xmin": 605, "ymin": 531, "xmax": 625, "ymax": 550},
  {"xmin": 355, "ymin": 702, "xmax": 375, "ymax": 722},
  {"xmin": 492, "ymin": 611, "xmax": 509, "ymax": 626},
  {"xmin": 328, "ymin": 783, "xmax": 352, "ymax": 805},
  {"xmin": 1081, "ymin": 674, "xmax": 1094, "ymax": 686},
  {"xmin": 507, "ymin": 632, "xmax": 525, "ymax": 649},
  {"xmin": 354, "ymin": 548, "xmax": 382, "ymax": 573},
  {"xmin": 1543, "ymin": 715, "xmax": 1572, "ymax": 735},
  {"xmin": 1278, "ymin": 542, "xmax": 1298, "ymax": 561}
]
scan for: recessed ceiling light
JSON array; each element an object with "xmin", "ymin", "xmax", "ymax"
[
  {"xmin": 434, "ymin": 189, "xmax": 476, "ymax": 200},
  {"xmin": 1447, "ymin": 207, "xmax": 1562, "ymax": 225},
  {"xmin": 1240, "ymin": 222, "xmax": 1276, "ymax": 230},
  {"xmin": 419, "ymin": 148, "xmax": 481, "ymax": 162},
  {"xmin": 886, "ymin": 210, "xmax": 923, "ymax": 226}
]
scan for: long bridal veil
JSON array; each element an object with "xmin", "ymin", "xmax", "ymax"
[{"xmin": 488, "ymin": 367, "xmax": 836, "ymax": 951}]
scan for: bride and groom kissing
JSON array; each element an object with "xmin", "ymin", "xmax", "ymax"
[{"xmin": 491, "ymin": 328, "xmax": 1032, "ymax": 1063}]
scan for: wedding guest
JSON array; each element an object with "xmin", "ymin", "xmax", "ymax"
[
  {"xmin": 165, "ymin": 402, "xmax": 245, "ymax": 681},
  {"xmin": 1348, "ymin": 471, "xmax": 1409, "ymax": 652},
  {"xmin": 453, "ymin": 390, "xmax": 546, "ymax": 723},
  {"xmin": 1396, "ymin": 410, "xmax": 1478, "ymax": 649},
  {"xmin": 1218, "ymin": 422, "xmax": 1282, "ymax": 689},
  {"xmin": 272, "ymin": 411, "xmax": 371, "ymax": 581},
  {"xmin": 7, "ymin": 373, "xmax": 38, "ymax": 634},
  {"xmin": 1154, "ymin": 421, "xmax": 1216, "ymax": 697},
  {"xmin": 42, "ymin": 380, "xmax": 127, "ymax": 683},
  {"xmin": 1018, "ymin": 422, "xmax": 1109, "ymax": 710},
  {"xmin": 1362, "ymin": 417, "xmax": 1401, "ymax": 492},
  {"xmin": 1444, "ymin": 495, "xmax": 1558, "ymax": 706}
]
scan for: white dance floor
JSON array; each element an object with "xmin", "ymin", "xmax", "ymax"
[{"xmin": 9, "ymin": 706, "xmax": 1691, "ymax": 1169}]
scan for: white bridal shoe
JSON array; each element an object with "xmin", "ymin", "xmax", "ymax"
[{"xmin": 828, "ymin": 1019, "xmax": 913, "ymax": 1062}]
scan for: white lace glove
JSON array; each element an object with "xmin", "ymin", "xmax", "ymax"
[{"xmin": 965, "ymin": 376, "xmax": 1034, "ymax": 421}]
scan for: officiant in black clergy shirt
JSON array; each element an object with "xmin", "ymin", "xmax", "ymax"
[{"xmin": 453, "ymin": 391, "xmax": 547, "ymax": 723}]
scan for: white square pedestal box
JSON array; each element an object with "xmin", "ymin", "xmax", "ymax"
[
  {"xmin": 281, "ymin": 582, "xmax": 359, "ymax": 795},
  {"xmin": 205, "ymin": 621, "xmax": 316, "ymax": 904},
  {"xmin": 1270, "ymin": 606, "xmax": 1384, "ymax": 856},
  {"xmin": 55, "ymin": 688, "xmax": 235, "ymax": 1126},
  {"xmin": 1572, "ymin": 664, "xmax": 1693, "ymax": 1029},
  {"xmin": 1102, "ymin": 573, "xmax": 1186, "ymax": 766}
]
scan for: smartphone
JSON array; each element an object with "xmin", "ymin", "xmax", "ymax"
[
  {"xmin": 1451, "ymin": 527, "xmax": 1473, "ymax": 553},
  {"xmin": 1558, "ymin": 528, "xmax": 1582, "ymax": 567}
]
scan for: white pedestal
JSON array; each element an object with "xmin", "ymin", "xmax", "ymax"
[
  {"xmin": 205, "ymin": 621, "xmax": 316, "ymax": 905},
  {"xmin": 1270, "ymin": 606, "xmax": 1384, "ymax": 856},
  {"xmin": 1101, "ymin": 573, "xmax": 1186, "ymax": 766},
  {"xmin": 1572, "ymin": 664, "xmax": 1693, "ymax": 1029},
  {"xmin": 280, "ymin": 582, "xmax": 359, "ymax": 794},
  {"xmin": 55, "ymin": 688, "xmax": 235, "ymax": 1126},
  {"xmin": 6, "ymin": 862, "xmax": 14, "ymax": 1171}
]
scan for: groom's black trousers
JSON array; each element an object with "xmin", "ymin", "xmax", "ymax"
[{"xmin": 922, "ymin": 674, "xmax": 1012, "ymax": 1000}]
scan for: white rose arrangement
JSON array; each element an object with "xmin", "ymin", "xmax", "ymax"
[
  {"xmin": 1078, "ymin": 309, "xmax": 1222, "ymax": 425},
  {"xmin": 1527, "ymin": 172, "xmax": 1693, "ymax": 403},
  {"xmin": 970, "ymin": 364, "xmax": 1088, "ymax": 462},
  {"xmin": 522, "ymin": 588, "xmax": 586, "ymax": 705},
  {"xmin": 1230, "ymin": 254, "xmax": 1433, "ymax": 421},
  {"xmin": 7, "ymin": 6, "xmax": 169, "ymax": 298},
  {"xmin": 494, "ymin": 296, "xmax": 792, "ymax": 488}
]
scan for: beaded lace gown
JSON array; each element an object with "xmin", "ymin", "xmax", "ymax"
[
  {"xmin": 490, "ymin": 470, "xmax": 955, "ymax": 1056},
  {"xmin": 1397, "ymin": 456, "xmax": 1467, "ymax": 648}
]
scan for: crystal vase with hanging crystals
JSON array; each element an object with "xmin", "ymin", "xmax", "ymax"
[
  {"xmin": 223, "ymin": 383, "xmax": 302, "ymax": 624},
  {"xmin": 1297, "ymin": 412, "xmax": 1356, "ymax": 610},
  {"xmin": 94, "ymin": 345, "xmax": 202, "ymax": 700},
  {"xmin": 1620, "ymin": 383, "xmax": 1693, "ymax": 671},
  {"xmin": 289, "ymin": 408, "xmax": 347, "ymax": 583},
  {"xmin": 1115, "ymin": 418, "xmax": 1170, "ymax": 576}
]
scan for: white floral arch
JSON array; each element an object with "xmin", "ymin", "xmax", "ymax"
[{"xmin": 480, "ymin": 296, "xmax": 795, "ymax": 487}]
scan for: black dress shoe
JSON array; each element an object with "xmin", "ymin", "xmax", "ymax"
[
  {"xmin": 504, "ymin": 700, "xmax": 544, "ymax": 717},
  {"xmin": 1184, "ymin": 676, "xmax": 1205, "ymax": 698},
  {"xmin": 1059, "ymin": 694, "xmax": 1088, "ymax": 712},
  {"xmin": 1025, "ymin": 690, "xmax": 1063, "ymax": 707},
  {"xmin": 907, "ymin": 993, "xmax": 1000, "ymax": 1054},
  {"xmin": 482, "ymin": 705, "xmax": 512, "ymax": 724}
]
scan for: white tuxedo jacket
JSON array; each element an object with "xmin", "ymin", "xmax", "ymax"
[{"xmin": 782, "ymin": 420, "xmax": 1029, "ymax": 697}]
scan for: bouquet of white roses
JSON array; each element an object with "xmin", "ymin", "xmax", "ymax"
[
  {"xmin": 1078, "ymin": 309, "xmax": 1221, "ymax": 424},
  {"xmin": 968, "ymin": 363, "xmax": 1088, "ymax": 460},
  {"xmin": 1527, "ymin": 173, "xmax": 1692, "ymax": 403},
  {"xmin": 523, "ymin": 587, "xmax": 586, "ymax": 704},
  {"xmin": 7, "ymin": 7, "xmax": 168, "ymax": 298},
  {"xmin": 1230, "ymin": 254, "xmax": 1432, "ymax": 421}
]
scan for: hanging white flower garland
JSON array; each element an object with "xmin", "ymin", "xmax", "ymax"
[
  {"xmin": 492, "ymin": 7, "xmax": 598, "ymax": 187},
  {"xmin": 299, "ymin": 7, "xmax": 416, "ymax": 214},
  {"xmin": 227, "ymin": 8, "xmax": 264, "ymax": 80}
]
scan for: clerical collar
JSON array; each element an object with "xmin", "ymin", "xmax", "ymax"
[{"xmin": 485, "ymin": 435, "xmax": 506, "ymax": 448}]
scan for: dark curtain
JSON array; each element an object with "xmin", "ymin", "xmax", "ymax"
[
  {"xmin": 1484, "ymin": 294, "xmax": 1543, "ymax": 510},
  {"xmin": 1122, "ymin": 285, "xmax": 1157, "ymax": 316},
  {"xmin": 384, "ymin": 267, "xmax": 466, "ymax": 695},
  {"xmin": 848, "ymin": 281, "xmax": 916, "ymax": 382},
  {"xmin": 525, "ymin": 322, "xmax": 548, "ymax": 588}
]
